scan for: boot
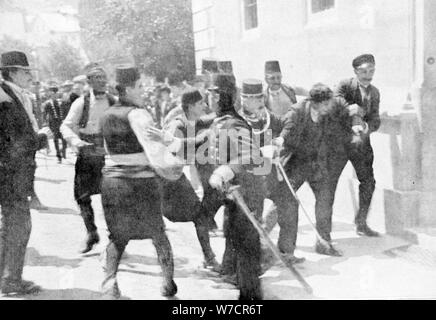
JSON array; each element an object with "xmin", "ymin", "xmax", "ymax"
[
  {"xmin": 1, "ymin": 279, "xmax": 42, "ymax": 296},
  {"xmin": 203, "ymin": 257, "xmax": 222, "ymax": 273},
  {"xmin": 81, "ymin": 231, "xmax": 100, "ymax": 254},
  {"xmin": 161, "ymin": 280, "xmax": 178, "ymax": 297},
  {"xmin": 315, "ymin": 240, "xmax": 343, "ymax": 257}
]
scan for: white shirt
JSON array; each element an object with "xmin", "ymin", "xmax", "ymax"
[{"xmin": 61, "ymin": 89, "xmax": 113, "ymax": 147}]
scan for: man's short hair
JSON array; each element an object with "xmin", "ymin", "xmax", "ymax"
[
  {"xmin": 352, "ymin": 54, "xmax": 375, "ymax": 69},
  {"xmin": 309, "ymin": 83, "xmax": 333, "ymax": 103}
]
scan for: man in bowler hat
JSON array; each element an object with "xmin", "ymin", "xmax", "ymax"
[{"xmin": 0, "ymin": 51, "xmax": 48, "ymax": 296}]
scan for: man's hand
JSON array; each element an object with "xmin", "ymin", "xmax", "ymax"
[
  {"xmin": 146, "ymin": 127, "xmax": 175, "ymax": 146},
  {"xmin": 209, "ymin": 173, "xmax": 226, "ymax": 192},
  {"xmin": 348, "ymin": 104, "xmax": 364, "ymax": 117}
]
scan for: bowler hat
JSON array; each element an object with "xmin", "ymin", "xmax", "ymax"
[
  {"xmin": 241, "ymin": 79, "xmax": 263, "ymax": 97},
  {"xmin": 0, "ymin": 51, "xmax": 33, "ymax": 70},
  {"xmin": 115, "ymin": 65, "xmax": 140, "ymax": 86},
  {"xmin": 218, "ymin": 61, "xmax": 233, "ymax": 74},
  {"xmin": 201, "ymin": 58, "xmax": 219, "ymax": 74},
  {"xmin": 207, "ymin": 73, "xmax": 236, "ymax": 93},
  {"xmin": 352, "ymin": 54, "xmax": 375, "ymax": 69},
  {"xmin": 182, "ymin": 89, "xmax": 203, "ymax": 106},
  {"xmin": 265, "ymin": 60, "xmax": 281, "ymax": 74}
]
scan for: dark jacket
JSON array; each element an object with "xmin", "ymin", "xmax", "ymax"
[
  {"xmin": 279, "ymin": 98, "xmax": 351, "ymax": 180},
  {"xmin": 335, "ymin": 78, "xmax": 381, "ymax": 134},
  {"xmin": 0, "ymin": 82, "xmax": 46, "ymax": 201}
]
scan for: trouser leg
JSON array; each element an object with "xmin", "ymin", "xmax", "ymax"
[
  {"xmin": 0, "ymin": 201, "xmax": 32, "ymax": 283},
  {"xmin": 311, "ymin": 181, "xmax": 336, "ymax": 242},
  {"xmin": 229, "ymin": 201, "xmax": 262, "ymax": 300},
  {"xmin": 78, "ymin": 199, "xmax": 98, "ymax": 234},
  {"xmin": 348, "ymin": 143, "xmax": 376, "ymax": 226},
  {"xmin": 193, "ymin": 211, "xmax": 216, "ymax": 262},
  {"xmin": 102, "ymin": 237, "xmax": 127, "ymax": 291},
  {"xmin": 272, "ymin": 172, "xmax": 305, "ymax": 255},
  {"xmin": 152, "ymin": 232, "xmax": 174, "ymax": 285}
]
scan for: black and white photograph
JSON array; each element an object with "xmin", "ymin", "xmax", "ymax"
[{"xmin": 1, "ymin": 0, "xmax": 436, "ymax": 306}]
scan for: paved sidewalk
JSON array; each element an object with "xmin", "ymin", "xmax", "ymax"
[{"xmin": 1, "ymin": 151, "xmax": 436, "ymax": 300}]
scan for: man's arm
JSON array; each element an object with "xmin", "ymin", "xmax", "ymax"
[
  {"xmin": 366, "ymin": 90, "xmax": 381, "ymax": 133},
  {"xmin": 128, "ymin": 108, "xmax": 184, "ymax": 181},
  {"xmin": 60, "ymin": 97, "xmax": 85, "ymax": 147}
]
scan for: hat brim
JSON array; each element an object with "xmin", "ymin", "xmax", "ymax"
[{"xmin": 0, "ymin": 65, "xmax": 37, "ymax": 71}]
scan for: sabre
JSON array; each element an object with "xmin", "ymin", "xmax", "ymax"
[
  {"xmin": 275, "ymin": 161, "xmax": 331, "ymax": 248},
  {"xmin": 227, "ymin": 186, "xmax": 313, "ymax": 295}
]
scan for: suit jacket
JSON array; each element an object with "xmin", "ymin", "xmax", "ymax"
[
  {"xmin": 43, "ymin": 99, "xmax": 65, "ymax": 130},
  {"xmin": 0, "ymin": 82, "xmax": 42, "ymax": 168},
  {"xmin": 335, "ymin": 78, "xmax": 381, "ymax": 134}
]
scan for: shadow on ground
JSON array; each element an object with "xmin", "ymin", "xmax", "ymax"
[{"xmin": 25, "ymin": 247, "xmax": 83, "ymax": 269}]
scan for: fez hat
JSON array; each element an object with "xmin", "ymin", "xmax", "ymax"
[
  {"xmin": 207, "ymin": 73, "xmax": 236, "ymax": 93},
  {"xmin": 352, "ymin": 54, "xmax": 375, "ymax": 69},
  {"xmin": 265, "ymin": 60, "xmax": 281, "ymax": 74},
  {"xmin": 201, "ymin": 58, "xmax": 219, "ymax": 74},
  {"xmin": 241, "ymin": 79, "xmax": 263, "ymax": 97},
  {"xmin": 182, "ymin": 89, "xmax": 203, "ymax": 106},
  {"xmin": 115, "ymin": 65, "xmax": 140, "ymax": 86},
  {"xmin": 0, "ymin": 51, "xmax": 33, "ymax": 70},
  {"xmin": 218, "ymin": 61, "xmax": 233, "ymax": 74}
]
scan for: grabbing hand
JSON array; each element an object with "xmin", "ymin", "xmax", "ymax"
[
  {"xmin": 348, "ymin": 104, "xmax": 364, "ymax": 117},
  {"xmin": 146, "ymin": 127, "xmax": 175, "ymax": 146},
  {"xmin": 209, "ymin": 173, "xmax": 226, "ymax": 192}
]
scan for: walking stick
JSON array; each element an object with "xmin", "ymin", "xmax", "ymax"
[
  {"xmin": 227, "ymin": 186, "xmax": 313, "ymax": 295},
  {"xmin": 275, "ymin": 161, "xmax": 331, "ymax": 248}
]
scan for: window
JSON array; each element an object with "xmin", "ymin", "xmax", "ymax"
[
  {"xmin": 311, "ymin": 0, "xmax": 335, "ymax": 14},
  {"xmin": 243, "ymin": 0, "xmax": 258, "ymax": 30}
]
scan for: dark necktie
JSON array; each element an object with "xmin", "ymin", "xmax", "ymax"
[{"xmin": 362, "ymin": 86, "xmax": 371, "ymax": 111}]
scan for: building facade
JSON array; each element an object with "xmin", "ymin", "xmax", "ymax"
[{"xmin": 192, "ymin": 0, "xmax": 436, "ymax": 233}]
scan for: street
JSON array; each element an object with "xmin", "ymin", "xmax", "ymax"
[{"xmin": 3, "ymin": 147, "xmax": 436, "ymax": 300}]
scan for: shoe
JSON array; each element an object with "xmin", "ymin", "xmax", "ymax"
[
  {"xmin": 315, "ymin": 241, "xmax": 343, "ymax": 257},
  {"xmin": 203, "ymin": 258, "xmax": 222, "ymax": 273},
  {"xmin": 221, "ymin": 273, "xmax": 238, "ymax": 286},
  {"xmin": 80, "ymin": 232, "xmax": 100, "ymax": 254},
  {"xmin": 281, "ymin": 253, "xmax": 306, "ymax": 265},
  {"xmin": 29, "ymin": 197, "xmax": 48, "ymax": 211},
  {"xmin": 57, "ymin": 158, "xmax": 62, "ymax": 164},
  {"xmin": 356, "ymin": 224, "xmax": 380, "ymax": 237},
  {"xmin": 1, "ymin": 280, "xmax": 42, "ymax": 296},
  {"xmin": 161, "ymin": 280, "xmax": 178, "ymax": 297}
]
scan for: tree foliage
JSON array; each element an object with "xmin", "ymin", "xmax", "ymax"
[
  {"xmin": 45, "ymin": 40, "xmax": 84, "ymax": 81},
  {"xmin": 79, "ymin": 0, "xmax": 195, "ymax": 84}
]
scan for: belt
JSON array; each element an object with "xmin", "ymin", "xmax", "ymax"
[{"xmin": 79, "ymin": 133, "xmax": 104, "ymax": 148}]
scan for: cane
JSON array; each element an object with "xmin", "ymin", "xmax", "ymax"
[
  {"xmin": 227, "ymin": 186, "xmax": 313, "ymax": 295},
  {"xmin": 275, "ymin": 161, "xmax": 331, "ymax": 248}
]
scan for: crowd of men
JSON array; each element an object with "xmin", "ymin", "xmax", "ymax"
[{"xmin": 0, "ymin": 49, "xmax": 380, "ymax": 300}]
